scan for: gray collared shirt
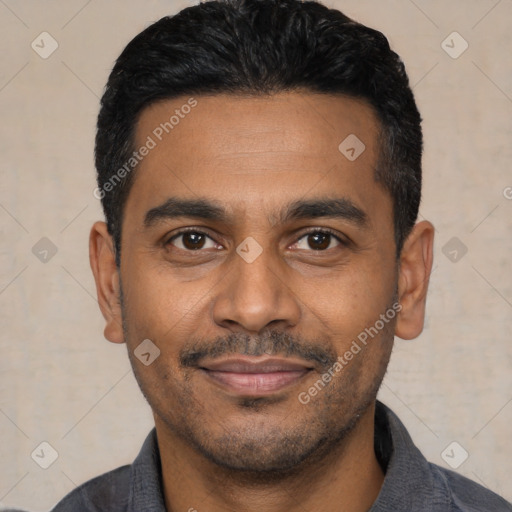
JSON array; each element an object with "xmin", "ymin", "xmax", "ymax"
[{"xmin": 50, "ymin": 401, "xmax": 512, "ymax": 511}]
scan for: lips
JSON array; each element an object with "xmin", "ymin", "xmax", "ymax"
[{"xmin": 200, "ymin": 356, "xmax": 313, "ymax": 396}]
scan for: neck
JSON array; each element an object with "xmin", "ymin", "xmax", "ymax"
[{"xmin": 155, "ymin": 402, "xmax": 385, "ymax": 512}]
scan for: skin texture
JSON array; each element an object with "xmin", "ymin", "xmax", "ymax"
[{"xmin": 90, "ymin": 92, "xmax": 434, "ymax": 512}]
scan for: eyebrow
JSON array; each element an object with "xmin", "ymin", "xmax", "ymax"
[{"xmin": 143, "ymin": 197, "xmax": 368, "ymax": 229}]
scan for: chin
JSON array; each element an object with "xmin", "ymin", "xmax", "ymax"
[
  {"xmin": 197, "ymin": 434, "xmax": 327, "ymax": 476},
  {"xmin": 181, "ymin": 412, "xmax": 360, "ymax": 480}
]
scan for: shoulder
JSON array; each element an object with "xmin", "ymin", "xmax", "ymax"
[
  {"xmin": 50, "ymin": 464, "xmax": 131, "ymax": 512},
  {"xmin": 429, "ymin": 462, "xmax": 512, "ymax": 512}
]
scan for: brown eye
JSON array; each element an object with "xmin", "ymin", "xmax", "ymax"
[
  {"xmin": 168, "ymin": 231, "xmax": 218, "ymax": 251},
  {"xmin": 295, "ymin": 230, "xmax": 342, "ymax": 251},
  {"xmin": 308, "ymin": 232, "xmax": 331, "ymax": 250}
]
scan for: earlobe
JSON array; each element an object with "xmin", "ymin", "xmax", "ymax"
[
  {"xmin": 89, "ymin": 221, "xmax": 125, "ymax": 344},
  {"xmin": 395, "ymin": 220, "xmax": 434, "ymax": 340}
]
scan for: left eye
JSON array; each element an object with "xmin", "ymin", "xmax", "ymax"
[{"xmin": 294, "ymin": 231, "xmax": 342, "ymax": 251}]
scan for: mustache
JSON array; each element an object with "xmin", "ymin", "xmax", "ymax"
[{"xmin": 179, "ymin": 331, "xmax": 337, "ymax": 372}]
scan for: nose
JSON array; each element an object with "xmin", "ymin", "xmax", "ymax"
[{"xmin": 212, "ymin": 243, "xmax": 301, "ymax": 334}]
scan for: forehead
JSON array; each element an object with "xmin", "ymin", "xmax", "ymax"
[{"xmin": 127, "ymin": 92, "xmax": 389, "ymax": 225}]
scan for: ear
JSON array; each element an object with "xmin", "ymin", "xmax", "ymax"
[
  {"xmin": 395, "ymin": 220, "xmax": 434, "ymax": 340},
  {"xmin": 89, "ymin": 221, "xmax": 125, "ymax": 344}
]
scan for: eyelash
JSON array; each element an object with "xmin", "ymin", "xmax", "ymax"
[{"xmin": 165, "ymin": 227, "xmax": 348, "ymax": 251}]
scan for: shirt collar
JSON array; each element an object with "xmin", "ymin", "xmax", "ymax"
[
  {"xmin": 128, "ymin": 427, "xmax": 166, "ymax": 511},
  {"xmin": 369, "ymin": 401, "xmax": 450, "ymax": 511}
]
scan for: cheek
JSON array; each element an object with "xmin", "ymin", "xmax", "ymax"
[
  {"xmin": 121, "ymin": 260, "xmax": 212, "ymax": 346},
  {"xmin": 308, "ymin": 261, "xmax": 395, "ymax": 339}
]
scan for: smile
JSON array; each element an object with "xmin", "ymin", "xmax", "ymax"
[{"xmin": 199, "ymin": 356, "xmax": 313, "ymax": 396}]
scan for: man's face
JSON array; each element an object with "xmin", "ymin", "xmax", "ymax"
[{"xmin": 116, "ymin": 92, "xmax": 398, "ymax": 472}]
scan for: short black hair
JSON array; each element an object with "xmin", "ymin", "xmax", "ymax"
[{"xmin": 95, "ymin": 0, "xmax": 422, "ymax": 266}]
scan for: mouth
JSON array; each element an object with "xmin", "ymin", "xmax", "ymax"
[{"xmin": 199, "ymin": 356, "xmax": 314, "ymax": 396}]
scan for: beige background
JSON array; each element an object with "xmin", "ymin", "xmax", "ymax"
[{"xmin": 1, "ymin": 0, "xmax": 511, "ymax": 510}]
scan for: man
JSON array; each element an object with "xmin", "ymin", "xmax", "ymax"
[{"xmin": 52, "ymin": 0, "xmax": 512, "ymax": 510}]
